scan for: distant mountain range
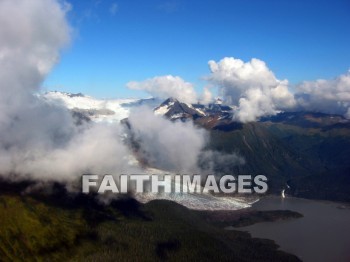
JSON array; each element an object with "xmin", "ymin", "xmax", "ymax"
[{"xmin": 154, "ymin": 97, "xmax": 232, "ymax": 120}]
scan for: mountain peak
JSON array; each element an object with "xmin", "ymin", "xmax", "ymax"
[
  {"xmin": 154, "ymin": 97, "xmax": 206, "ymax": 119},
  {"xmin": 161, "ymin": 97, "xmax": 179, "ymax": 105}
]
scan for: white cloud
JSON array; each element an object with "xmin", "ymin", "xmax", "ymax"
[
  {"xmin": 207, "ymin": 57, "xmax": 296, "ymax": 122},
  {"xmin": 0, "ymin": 0, "xmax": 140, "ymax": 182},
  {"xmin": 0, "ymin": 0, "xmax": 70, "ymax": 86},
  {"xmin": 2, "ymin": 123, "xmax": 135, "ymax": 181},
  {"xmin": 295, "ymin": 70, "xmax": 350, "ymax": 118},
  {"xmin": 128, "ymin": 107, "xmax": 208, "ymax": 172},
  {"xmin": 127, "ymin": 75, "xmax": 198, "ymax": 104}
]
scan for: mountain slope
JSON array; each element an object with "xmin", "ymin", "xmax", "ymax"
[{"xmin": 150, "ymin": 98, "xmax": 350, "ymax": 201}]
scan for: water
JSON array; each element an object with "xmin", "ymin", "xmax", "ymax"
[{"xmin": 232, "ymin": 196, "xmax": 350, "ymax": 262}]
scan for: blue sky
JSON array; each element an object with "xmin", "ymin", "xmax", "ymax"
[{"xmin": 44, "ymin": 0, "xmax": 350, "ymax": 98}]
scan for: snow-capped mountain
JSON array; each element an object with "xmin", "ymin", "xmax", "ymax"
[
  {"xmin": 154, "ymin": 97, "xmax": 206, "ymax": 119},
  {"xmin": 153, "ymin": 97, "xmax": 234, "ymax": 129},
  {"xmin": 154, "ymin": 97, "xmax": 234, "ymax": 119},
  {"xmin": 42, "ymin": 91, "xmax": 159, "ymax": 123}
]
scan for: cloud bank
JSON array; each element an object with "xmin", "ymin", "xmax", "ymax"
[
  {"xmin": 127, "ymin": 75, "xmax": 198, "ymax": 104},
  {"xmin": 128, "ymin": 57, "xmax": 350, "ymax": 122},
  {"xmin": 206, "ymin": 57, "xmax": 350, "ymax": 121},
  {"xmin": 295, "ymin": 71, "xmax": 350, "ymax": 117},
  {"xmin": 207, "ymin": 57, "xmax": 296, "ymax": 122}
]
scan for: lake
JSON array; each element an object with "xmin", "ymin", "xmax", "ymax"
[{"xmin": 231, "ymin": 196, "xmax": 350, "ymax": 262}]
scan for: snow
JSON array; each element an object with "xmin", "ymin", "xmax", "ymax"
[
  {"xmin": 42, "ymin": 91, "xmax": 140, "ymax": 123},
  {"xmin": 154, "ymin": 101, "xmax": 174, "ymax": 115},
  {"xmin": 154, "ymin": 105, "xmax": 170, "ymax": 115},
  {"xmin": 185, "ymin": 103, "xmax": 206, "ymax": 116},
  {"xmin": 170, "ymin": 113, "xmax": 185, "ymax": 119},
  {"xmin": 195, "ymin": 107, "xmax": 206, "ymax": 116}
]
